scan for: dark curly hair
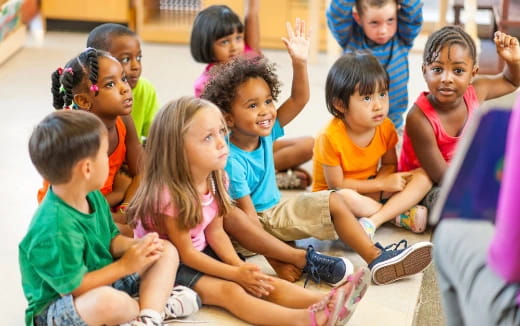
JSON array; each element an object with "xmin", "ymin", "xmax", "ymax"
[
  {"xmin": 51, "ymin": 47, "xmax": 111, "ymax": 110},
  {"xmin": 423, "ymin": 25, "xmax": 477, "ymax": 66},
  {"xmin": 201, "ymin": 56, "xmax": 281, "ymax": 113},
  {"xmin": 86, "ymin": 23, "xmax": 136, "ymax": 51}
]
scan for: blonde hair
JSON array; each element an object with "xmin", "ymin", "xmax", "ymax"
[{"xmin": 127, "ymin": 96, "xmax": 233, "ymax": 231}]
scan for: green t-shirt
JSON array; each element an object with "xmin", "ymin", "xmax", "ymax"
[
  {"xmin": 132, "ymin": 77, "xmax": 160, "ymax": 142},
  {"xmin": 19, "ymin": 189, "xmax": 119, "ymax": 326}
]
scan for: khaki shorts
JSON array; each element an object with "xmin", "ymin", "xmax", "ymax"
[{"xmin": 258, "ymin": 190, "xmax": 338, "ymax": 241}]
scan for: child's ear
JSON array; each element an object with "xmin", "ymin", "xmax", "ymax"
[
  {"xmin": 76, "ymin": 158, "xmax": 92, "ymax": 180},
  {"xmin": 224, "ymin": 112, "xmax": 235, "ymax": 128},
  {"xmin": 73, "ymin": 93, "xmax": 92, "ymax": 111},
  {"xmin": 332, "ymin": 98, "xmax": 347, "ymax": 114},
  {"xmin": 353, "ymin": 11, "xmax": 361, "ymax": 25},
  {"xmin": 421, "ymin": 64, "xmax": 426, "ymax": 75},
  {"xmin": 471, "ymin": 65, "xmax": 479, "ymax": 78}
]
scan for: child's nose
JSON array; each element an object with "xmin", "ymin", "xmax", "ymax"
[{"xmin": 441, "ymin": 70, "xmax": 453, "ymax": 83}]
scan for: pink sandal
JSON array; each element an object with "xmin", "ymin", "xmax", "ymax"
[
  {"xmin": 336, "ymin": 267, "xmax": 370, "ymax": 325},
  {"xmin": 308, "ymin": 287, "xmax": 346, "ymax": 326}
]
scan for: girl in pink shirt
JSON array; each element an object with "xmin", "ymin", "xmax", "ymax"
[
  {"xmin": 127, "ymin": 97, "xmax": 370, "ymax": 325},
  {"xmin": 190, "ymin": 1, "xmax": 314, "ymax": 190}
]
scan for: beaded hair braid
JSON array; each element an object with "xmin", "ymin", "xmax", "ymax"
[
  {"xmin": 423, "ymin": 25, "xmax": 477, "ymax": 66},
  {"xmin": 51, "ymin": 48, "xmax": 109, "ymax": 110}
]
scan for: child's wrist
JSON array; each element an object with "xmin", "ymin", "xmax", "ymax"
[{"xmin": 117, "ymin": 202, "xmax": 129, "ymax": 214}]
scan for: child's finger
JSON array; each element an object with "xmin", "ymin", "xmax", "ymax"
[{"xmin": 285, "ymin": 21, "xmax": 295, "ymax": 40}]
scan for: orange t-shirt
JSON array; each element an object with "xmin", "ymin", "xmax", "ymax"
[
  {"xmin": 312, "ymin": 117, "xmax": 398, "ymax": 191},
  {"xmin": 37, "ymin": 116, "xmax": 127, "ymax": 203}
]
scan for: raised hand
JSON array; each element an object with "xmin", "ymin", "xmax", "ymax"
[
  {"xmin": 281, "ymin": 18, "xmax": 311, "ymax": 64},
  {"xmin": 494, "ymin": 31, "xmax": 520, "ymax": 64},
  {"xmin": 119, "ymin": 232, "xmax": 164, "ymax": 274},
  {"xmin": 236, "ymin": 263, "xmax": 275, "ymax": 297}
]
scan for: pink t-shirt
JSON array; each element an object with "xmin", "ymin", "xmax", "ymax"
[
  {"xmin": 134, "ymin": 189, "xmax": 219, "ymax": 251},
  {"xmin": 194, "ymin": 45, "xmax": 257, "ymax": 98},
  {"xmin": 399, "ymin": 85, "xmax": 479, "ymax": 172}
]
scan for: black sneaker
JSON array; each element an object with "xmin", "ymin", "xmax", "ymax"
[
  {"xmin": 368, "ymin": 240, "xmax": 433, "ymax": 285},
  {"xmin": 303, "ymin": 245, "xmax": 354, "ymax": 287}
]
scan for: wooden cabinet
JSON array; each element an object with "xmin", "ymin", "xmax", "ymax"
[
  {"xmin": 41, "ymin": 0, "xmax": 131, "ymax": 27},
  {"xmin": 135, "ymin": 0, "xmax": 328, "ymax": 51}
]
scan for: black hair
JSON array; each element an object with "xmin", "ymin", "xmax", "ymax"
[
  {"xmin": 423, "ymin": 25, "xmax": 477, "ymax": 66},
  {"xmin": 355, "ymin": 0, "xmax": 397, "ymax": 16},
  {"xmin": 190, "ymin": 5, "xmax": 244, "ymax": 63},
  {"xmin": 201, "ymin": 56, "xmax": 281, "ymax": 113},
  {"xmin": 28, "ymin": 110, "xmax": 106, "ymax": 184},
  {"xmin": 51, "ymin": 48, "xmax": 111, "ymax": 110},
  {"xmin": 325, "ymin": 51, "xmax": 389, "ymax": 118},
  {"xmin": 86, "ymin": 23, "xmax": 136, "ymax": 51}
]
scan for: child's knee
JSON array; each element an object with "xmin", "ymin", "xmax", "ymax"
[
  {"xmin": 161, "ymin": 240, "xmax": 180, "ymax": 264},
  {"xmin": 86, "ymin": 286, "xmax": 138, "ymax": 316}
]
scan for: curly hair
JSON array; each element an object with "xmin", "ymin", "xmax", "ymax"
[
  {"xmin": 201, "ymin": 56, "xmax": 281, "ymax": 113},
  {"xmin": 423, "ymin": 25, "xmax": 477, "ymax": 66},
  {"xmin": 86, "ymin": 23, "xmax": 136, "ymax": 51}
]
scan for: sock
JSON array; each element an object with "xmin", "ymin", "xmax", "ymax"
[{"xmin": 139, "ymin": 309, "xmax": 163, "ymax": 324}]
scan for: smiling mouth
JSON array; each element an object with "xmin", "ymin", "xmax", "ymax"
[
  {"xmin": 257, "ymin": 119, "xmax": 272, "ymax": 128},
  {"xmin": 123, "ymin": 98, "xmax": 133, "ymax": 106}
]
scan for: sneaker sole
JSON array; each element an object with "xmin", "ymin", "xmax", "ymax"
[{"xmin": 371, "ymin": 242, "xmax": 433, "ymax": 285}]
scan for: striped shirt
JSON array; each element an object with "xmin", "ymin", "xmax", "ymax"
[{"xmin": 327, "ymin": 0, "xmax": 423, "ymax": 128}]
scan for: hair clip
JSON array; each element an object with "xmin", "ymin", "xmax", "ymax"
[
  {"xmin": 90, "ymin": 84, "xmax": 99, "ymax": 95},
  {"xmin": 64, "ymin": 67, "xmax": 73, "ymax": 75},
  {"xmin": 63, "ymin": 105, "xmax": 72, "ymax": 110},
  {"xmin": 57, "ymin": 67, "xmax": 63, "ymax": 75},
  {"xmin": 59, "ymin": 85, "xmax": 65, "ymax": 94}
]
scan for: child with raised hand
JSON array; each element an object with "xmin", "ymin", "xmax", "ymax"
[
  {"xmin": 191, "ymin": 1, "xmax": 314, "ymax": 190},
  {"xmin": 327, "ymin": 0, "xmax": 423, "ymax": 130},
  {"xmin": 400, "ymin": 26, "xmax": 520, "ymax": 209},
  {"xmin": 202, "ymin": 20, "xmax": 433, "ymax": 285},
  {"xmin": 312, "ymin": 51, "xmax": 431, "ymax": 237},
  {"xmin": 20, "ymin": 110, "xmax": 199, "ymax": 326},
  {"xmin": 38, "ymin": 47, "xmax": 143, "ymax": 236},
  {"xmin": 127, "ymin": 97, "xmax": 371, "ymax": 326},
  {"xmin": 87, "ymin": 23, "xmax": 160, "ymax": 143}
]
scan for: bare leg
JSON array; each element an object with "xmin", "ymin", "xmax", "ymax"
[
  {"xmin": 194, "ymin": 276, "xmax": 330, "ymax": 326},
  {"xmin": 329, "ymin": 191, "xmax": 380, "ymax": 264},
  {"xmin": 138, "ymin": 240, "xmax": 178, "ymax": 311},
  {"xmin": 336, "ymin": 188, "xmax": 382, "ymax": 217},
  {"xmin": 368, "ymin": 168, "xmax": 432, "ymax": 227},
  {"xmin": 75, "ymin": 286, "xmax": 140, "ymax": 325},
  {"xmin": 224, "ymin": 207, "xmax": 306, "ymax": 281},
  {"xmin": 273, "ymin": 137, "xmax": 314, "ymax": 171}
]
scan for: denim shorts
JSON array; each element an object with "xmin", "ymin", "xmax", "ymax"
[
  {"xmin": 175, "ymin": 246, "xmax": 245, "ymax": 289},
  {"xmin": 34, "ymin": 273, "xmax": 140, "ymax": 326}
]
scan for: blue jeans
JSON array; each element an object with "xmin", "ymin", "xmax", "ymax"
[{"xmin": 34, "ymin": 273, "xmax": 140, "ymax": 326}]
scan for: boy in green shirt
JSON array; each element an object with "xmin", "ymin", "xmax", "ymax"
[{"xmin": 19, "ymin": 111, "xmax": 200, "ymax": 326}]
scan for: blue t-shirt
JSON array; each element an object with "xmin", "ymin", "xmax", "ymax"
[{"xmin": 225, "ymin": 120, "xmax": 284, "ymax": 212}]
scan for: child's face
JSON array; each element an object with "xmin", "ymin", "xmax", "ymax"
[
  {"xmin": 88, "ymin": 56, "xmax": 133, "ymax": 118},
  {"xmin": 89, "ymin": 133, "xmax": 109, "ymax": 191},
  {"xmin": 212, "ymin": 29, "xmax": 245, "ymax": 63},
  {"xmin": 184, "ymin": 106, "xmax": 229, "ymax": 177},
  {"xmin": 422, "ymin": 44, "xmax": 477, "ymax": 105},
  {"xmin": 343, "ymin": 85, "xmax": 389, "ymax": 129},
  {"xmin": 355, "ymin": 2, "xmax": 398, "ymax": 45},
  {"xmin": 226, "ymin": 77, "xmax": 277, "ymax": 138},
  {"xmin": 108, "ymin": 35, "xmax": 142, "ymax": 89}
]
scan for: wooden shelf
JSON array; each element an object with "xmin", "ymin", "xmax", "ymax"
[{"xmin": 0, "ymin": 25, "xmax": 26, "ymax": 65}]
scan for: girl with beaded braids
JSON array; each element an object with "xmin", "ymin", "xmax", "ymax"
[
  {"xmin": 39, "ymin": 47, "xmax": 143, "ymax": 236},
  {"xmin": 399, "ymin": 26, "xmax": 520, "ymax": 211}
]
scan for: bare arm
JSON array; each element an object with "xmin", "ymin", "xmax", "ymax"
[
  {"xmin": 234, "ymin": 195, "xmax": 259, "ymax": 223},
  {"xmin": 276, "ymin": 19, "xmax": 310, "ymax": 127},
  {"xmin": 244, "ymin": 0, "xmax": 260, "ymax": 54},
  {"xmin": 71, "ymin": 233, "xmax": 163, "ymax": 297},
  {"xmin": 205, "ymin": 215, "xmax": 244, "ymax": 266},
  {"xmin": 122, "ymin": 115, "xmax": 144, "ymax": 177},
  {"xmin": 406, "ymin": 106, "xmax": 447, "ymax": 183},
  {"xmin": 473, "ymin": 32, "xmax": 520, "ymax": 102}
]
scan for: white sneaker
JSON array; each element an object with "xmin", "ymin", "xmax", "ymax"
[{"xmin": 164, "ymin": 285, "xmax": 201, "ymax": 319}]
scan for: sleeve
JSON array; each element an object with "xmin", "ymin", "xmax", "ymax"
[
  {"xmin": 314, "ymin": 133, "xmax": 341, "ymax": 167},
  {"xmin": 142, "ymin": 82, "xmax": 160, "ymax": 138},
  {"xmin": 225, "ymin": 157, "xmax": 251, "ymax": 200},
  {"xmin": 488, "ymin": 107, "xmax": 520, "ymax": 282},
  {"xmin": 397, "ymin": 0, "xmax": 423, "ymax": 48},
  {"xmin": 28, "ymin": 234, "xmax": 88, "ymax": 295},
  {"xmin": 384, "ymin": 120, "xmax": 399, "ymax": 151},
  {"xmin": 326, "ymin": 0, "xmax": 356, "ymax": 49},
  {"xmin": 92, "ymin": 190, "xmax": 120, "ymax": 239},
  {"xmin": 272, "ymin": 119, "xmax": 285, "ymax": 141}
]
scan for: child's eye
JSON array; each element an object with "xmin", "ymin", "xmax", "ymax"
[
  {"xmin": 136, "ymin": 55, "xmax": 142, "ymax": 62},
  {"xmin": 363, "ymin": 96, "xmax": 372, "ymax": 102},
  {"xmin": 265, "ymin": 98, "xmax": 273, "ymax": 105},
  {"xmin": 248, "ymin": 103, "xmax": 257, "ymax": 109},
  {"xmin": 379, "ymin": 92, "xmax": 387, "ymax": 98},
  {"xmin": 105, "ymin": 81, "xmax": 115, "ymax": 88},
  {"xmin": 387, "ymin": 18, "xmax": 395, "ymax": 23},
  {"xmin": 219, "ymin": 127, "xmax": 227, "ymax": 135},
  {"xmin": 122, "ymin": 75, "xmax": 128, "ymax": 83},
  {"xmin": 204, "ymin": 134, "xmax": 213, "ymax": 141},
  {"xmin": 236, "ymin": 35, "xmax": 243, "ymax": 41},
  {"xmin": 432, "ymin": 67, "xmax": 442, "ymax": 73},
  {"xmin": 120, "ymin": 57, "xmax": 130, "ymax": 64},
  {"xmin": 454, "ymin": 68, "xmax": 464, "ymax": 74}
]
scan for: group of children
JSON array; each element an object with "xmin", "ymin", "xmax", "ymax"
[{"xmin": 18, "ymin": 0, "xmax": 520, "ymax": 325}]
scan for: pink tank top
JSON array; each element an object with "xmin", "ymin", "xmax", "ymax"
[{"xmin": 399, "ymin": 85, "xmax": 479, "ymax": 171}]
